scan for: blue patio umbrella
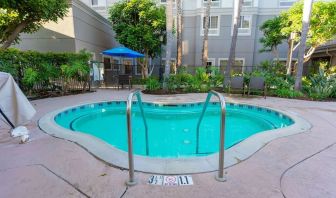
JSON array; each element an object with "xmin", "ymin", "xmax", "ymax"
[{"xmin": 102, "ymin": 47, "xmax": 145, "ymax": 58}]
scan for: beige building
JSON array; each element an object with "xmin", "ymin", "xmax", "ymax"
[{"xmin": 14, "ymin": 0, "xmax": 117, "ymax": 61}]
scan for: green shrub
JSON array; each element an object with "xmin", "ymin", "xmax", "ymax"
[
  {"xmin": 303, "ymin": 69, "xmax": 336, "ymax": 100},
  {"xmin": 22, "ymin": 68, "xmax": 39, "ymax": 94},
  {"xmin": 209, "ymin": 67, "xmax": 224, "ymax": 88},
  {"xmin": 131, "ymin": 78, "xmax": 146, "ymax": 85},
  {"xmin": 0, "ymin": 48, "xmax": 92, "ymax": 95},
  {"xmin": 145, "ymin": 77, "xmax": 160, "ymax": 91},
  {"xmin": 273, "ymin": 88, "xmax": 304, "ymax": 98},
  {"xmin": 167, "ymin": 75, "xmax": 179, "ymax": 91}
]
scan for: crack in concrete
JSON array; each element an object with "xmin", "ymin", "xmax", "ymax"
[
  {"xmin": 279, "ymin": 143, "xmax": 336, "ymax": 198},
  {"xmin": 0, "ymin": 164, "xmax": 91, "ymax": 198},
  {"xmin": 119, "ymin": 186, "xmax": 129, "ymax": 198}
]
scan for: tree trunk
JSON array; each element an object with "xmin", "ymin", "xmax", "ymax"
[
  {"xmin": 286, "ymin": 32, "xmax": 296, "ymax": 75},
  {"xmin": 272, "ymin": 46, "xmax": 279, "ymax": 61},
  {"xmin": 137, "ymin": 53, "xmax": 149, "ymax": 79},
  {"xmin": 225, "ymin": 0, "xmax": 243, "ymax": 83},
  {"xmin": 202, "ymin": 0, "xmax": 211, "ymax": 71},
  {"xmin": 1, "ymin": 20, "xmax": 30, "ymax": 50},
  {"xmin": 176, "ymin": 0, "xmax": 183, "ymax": 68},
  {"xmin": 164, "ymin": 0, "xmax": 174, "ymax": 80},
  {"xmin": 295, "ymin": 0, "xmax": 313, "ymax": 90},
  {"xmin": 286, "ymin": 40, "xmax": 293, "ymax": 75}
]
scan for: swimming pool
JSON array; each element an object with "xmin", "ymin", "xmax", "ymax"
[{"xmin": 54, "ymin": 101, "xmax": 293, "ymax": 158}]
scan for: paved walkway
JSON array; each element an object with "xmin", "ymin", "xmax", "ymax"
[{"xmin": 1, "ymin": 89, "xmax": 336, "ymax": 198}]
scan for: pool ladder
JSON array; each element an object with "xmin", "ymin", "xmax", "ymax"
[{"xmin": 125, "ymin": 89, "xmax": 226, "ymax": 186}]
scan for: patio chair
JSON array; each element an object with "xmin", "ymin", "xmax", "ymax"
[
  {"xmin": 118, "ymin": 75, "xmax": 132, "ymax": 90},
  {"xmin": 228, "ymin": 76, "xmax": 245, "ymax": 96},
  {"xmin": 248, "ymin": 77, "xmax": 267, "ymax": 99}
]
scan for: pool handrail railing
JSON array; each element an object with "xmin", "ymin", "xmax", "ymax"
[
  {"xmin": 196, "ymin": 90, "xmax": 227, "ymax": 182},
  {"xmin": 126, "ymin": 89, "xmax": 149, "ymax": 186}
]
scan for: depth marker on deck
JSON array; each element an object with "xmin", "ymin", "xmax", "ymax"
[{"xmin": 148, "ymin": 175, "xmax": 193, "ymax": 186}]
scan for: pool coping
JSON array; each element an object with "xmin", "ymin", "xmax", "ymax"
[{"xmin": 38, "ymin": 99, "xmax": 312, "ymax": 174}]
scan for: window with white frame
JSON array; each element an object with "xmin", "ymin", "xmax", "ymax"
[
  {"xmin": 274, "ymin": 58, "xmax": 297, "ymax": 68},
  {"xmin": 206, "ymin": 58, "xmax": 216, "ymax": 67},
  {"xmin": 201, "ymin": 15, "xmax": 220, "ymax": 36},
  {"xmin": 112, "ymin": 59, "xmax": 120, "ymax": 71},
  {"xmin": 203, "ymin": 0, "xmax": 221, "ymax": 8},
  {"xmin": 238, "ymin": 15, "xmax": 251, "ymax": 35},
  {"xmin": 136, "ymin": 65, "xmax": 142, "ymax": 75},
  {"xmin": 279, "ymin": 0, "xmax": 297, "ymax": 7},
  {"xmin": 219, "ymin": 58, "xmax": 245, "ymax": 74},
  {"xmin": 160, "ymin": 0, "xmax": 176, "ymax": 8},
  {"xmin": 91, "ymin": 0, "xmax": 105, "ymax": 7},
  {"xmin": 162, "ymin": 58, "xmax": 177, "ymax": 73},
  {"xmin": 243, "ymin": 0, "xmax": 253, "ymax": 7},
  {"xmin": 161, "ymin": 0, "xmax": 176, "ymax": 3}
]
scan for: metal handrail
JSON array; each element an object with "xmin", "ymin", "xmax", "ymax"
[
  {"xmin": 126, "ymin": 89, "xmax": 149, "ymax": 186},
  {"xmin": 196, "ymin": 90, "xmax": 227, "ymax": 182}
]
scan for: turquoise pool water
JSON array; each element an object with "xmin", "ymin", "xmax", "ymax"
[{"xmin": 55, "ymin": 101, "xmax": 294, "ymax": 158}]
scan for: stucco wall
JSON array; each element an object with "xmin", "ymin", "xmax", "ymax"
[
  {"xmin": 14, "ymin": 0, "xmax": 116, "ymax": 61},
  {"xmin": 72, "ymin": 0, "xmax": 116, "ymax": 60}
]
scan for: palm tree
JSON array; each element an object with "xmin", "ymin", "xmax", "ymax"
[
  {"xmin": 295, "ymin": 0, "xmax": 313, "ymax": 90},
  {"xmin": 176, "ymin": 0, "xmax": 183, "ymax": 68},
  {"xmin": 225, "ymin": 0, "xmax": 243, "ymax": 83},
  {"xmin": 202, "ymin": 0, "xmax": 211, "ymax": 71},
  {"xmin": 164, "ymin": 0, "xmax": 173, "ymax": 80}
]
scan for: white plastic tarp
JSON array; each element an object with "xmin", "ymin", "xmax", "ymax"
[{"xmin": 0, "ymin": 72, "xmax": 36, "ymax": 127}]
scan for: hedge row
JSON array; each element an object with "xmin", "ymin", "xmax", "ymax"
[{"xmin": 0, "ymin": 48, "xmax": 92, "ymax": 96}]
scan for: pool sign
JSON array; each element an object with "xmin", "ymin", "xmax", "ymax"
[{"xmin": 148, "ymin": 175, "xmax": 193, "ymax": 186}]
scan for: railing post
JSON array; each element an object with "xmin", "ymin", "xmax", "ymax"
[
  {"xmin": 216, "ymin": 93, "xmax": 226, "ymax": 182},
  {"xmin": 197, "ymin": 90, "xmax": 227, "ymax": 182},
  {"xmin": 126, "ymin": 92, "xmax": 137, "ymax": 186},
  {"xmin": 126, "ymin": 89, "xmax": 149, "ymax": 186}
]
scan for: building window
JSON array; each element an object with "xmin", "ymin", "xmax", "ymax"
[
  {"xmin": 201, "ymin": 15, "xmax": 220, "ymax": 36},
  {"xmin": 238, "ymin": 15, "xmax": 251, "ymax": 36},
  {"xmin": 160, "ymin": 0, "xmax": 176, "ymax": 8},
  {"xmin": 162, "ymin": 58, "xmax": 177, "ymax": 73},
  {"xmin": 219, "ymin": 58, "xmax": 245, "ymax": 74},
  {"xmin": 203, "ymin": 0, "xmax": 221, "ymax": 8},
  {"xmin": 136, "ymin": 65, "xmax": 142, "ymax": 75},
  {"xmin": 112, "ymin": 59, "xmax": 120, "ymax": 71},
  {"xmin": 91, "ymin": 0, "xmax": 105, "ymax": 7},
  {"xmin": 243, "ymin": 0, "xmax": 253, "ymax": 7},
  {"xmin": 279, "ymin": 0, "xmax": 297, "ymax": 7},
  {"xmin": 206, "ymin": 58, "xmax": 216, "ymax": 67},
  {"xmin": 103, "ymin": 57, "xmax": 111, "ymax": 70}
]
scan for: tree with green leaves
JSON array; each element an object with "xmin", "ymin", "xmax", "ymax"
[
  {"xmin": 281, "ymin": 0, "xmax": 336, "ymax": 63},
  {"xmin": 109, "ymin": 0, "xmax": 166, "ymax": 79},
  {"xmin": 259, "ymin": 16, "xmax": 287, "ymax": 60},
  {"xmin": 260, "ymin": 1, "xmax": 336, "ymax": 66},
  {"xmin": 0, "ymin": 0, "xmax": 69, "ymax": 49}
]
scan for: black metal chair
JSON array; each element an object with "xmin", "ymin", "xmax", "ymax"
[
  {"xmin": 248, "ymin": 77, "xmax": 267, "ymax": 99},
  {"xmin": 118, "ymin": 75, "xmax": 132, "ymax": 90},
  {"xmin": 228, "ymin": 76, "xmax": 245, "ymax": 96}
]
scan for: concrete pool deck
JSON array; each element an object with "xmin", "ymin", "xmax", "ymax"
[{"xmin": 1, "ymin": 89, "xmax": 336, "ymax": 198}]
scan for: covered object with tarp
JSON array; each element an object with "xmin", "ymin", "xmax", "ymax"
[{"xmin": 0, "ymin": 72, "xmax": 36, "ymax": 128}]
